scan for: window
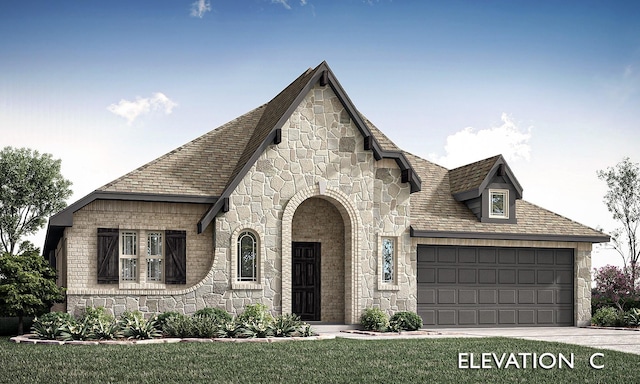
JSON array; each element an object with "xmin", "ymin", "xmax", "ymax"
[
  {"xmin": 120, "ymin": 231, "xmax": 137, "ymax": 281},
  {"xmin": 489, "ymin": 189, "xmax": 509, "ymax": 219},
  {"xmin": 382, "ymin": 237, "xmax": 395, "ymax": 283},
  {"xmin": 237, "ymin": 231, "xmax": 257, "ymax": 282},
  {"xmin": 147, "ymin": 232, "xmax": 163, "ymax": 282},
  {"xmin": 97, "ymin": 228, "xmax": 186, "ymax": 286}
]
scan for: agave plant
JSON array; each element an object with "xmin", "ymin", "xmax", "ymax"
[{"xmin": 119, "ymin": 311, "xmax": 162, "ymax": 340}]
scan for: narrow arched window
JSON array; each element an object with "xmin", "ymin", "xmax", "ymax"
[{"xmin": 237, "ymin": 231, "xmax": 257, "ymax": 282}]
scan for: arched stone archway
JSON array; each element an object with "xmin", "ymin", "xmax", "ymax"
[{"xmin": 281, "ymin": 184, "xmax": 361, "ymax": 324}]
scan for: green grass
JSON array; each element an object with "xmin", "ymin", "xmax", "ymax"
[{"xmin": 0, "ymin": 336, "xmax": 638, "ymax": 383}]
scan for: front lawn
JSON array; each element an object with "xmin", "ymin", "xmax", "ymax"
[{"xmin": 1, "ymin": 337, "xmax": 638, "ymax": 383}]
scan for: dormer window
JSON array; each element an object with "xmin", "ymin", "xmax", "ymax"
[{"xmin": 489, "ymin": 189, "xmax": 509, "ymax": 219}]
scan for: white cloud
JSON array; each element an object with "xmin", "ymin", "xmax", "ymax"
[
  {"xmin": 272, "ymin": 0, "xmax": 292, "ymax": 10},
  {"xmin": 190, "ymin": 0, "xmax": 212, "ymax": 18},
  {"xmin": 107, "ymin": 92, "xmax": 178, "ymax": 125},
  {"xmin": 300, "ymin": 0, "xmax": 307, "ymax": 5},
  {"xmin": 429, "ymin": 113, "xmax": 532, "ymax": 169}
]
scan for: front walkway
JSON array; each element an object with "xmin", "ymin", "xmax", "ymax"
[{"xmin": 313, "ymin": 325, "xmax": 640, "ymax": 355}]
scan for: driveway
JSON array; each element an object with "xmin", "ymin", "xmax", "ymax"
[{"xmin": 433, "ymin": 327, "xmax": 640, "ymax": 355}]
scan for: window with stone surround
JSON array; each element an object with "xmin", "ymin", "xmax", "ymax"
[
  {"xmin": 237, "ymin": 231, "xmax": 257, "ymax": 282},
  {"xmin": 489, "ymin": 189, "xmax": 509, "ymax": 219},
  {"xmin": 378, "ymin": 235, "xmax": 399, "ymax": 290}
]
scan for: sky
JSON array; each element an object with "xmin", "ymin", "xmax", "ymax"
[{"xmin": 1, "ymin": 0, "xmax": 639, "ymax": 270}]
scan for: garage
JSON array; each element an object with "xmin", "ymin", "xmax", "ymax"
[{"xmin": 417, "ymin": 245, "xmax": 574, "ymax": 327}]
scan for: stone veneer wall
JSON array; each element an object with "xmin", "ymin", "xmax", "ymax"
[
  {"xmin": 214, "ymin": 83, "xmax": 414, "ymax": 323},
  {"xmin": 63, "ymin": 84, "xmax": 414, "ymax": 322},
  {"xmin": 412, "ymin": 238, "xmax": 593, "ymax": 326},
  {"xmin": 291, "ymin": 197, "xmax": 345, "ymax": 322}
]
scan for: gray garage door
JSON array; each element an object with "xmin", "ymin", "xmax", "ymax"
[{"xmin": 417, "ymin": 245, "xmax": 574, "ymax": 327}]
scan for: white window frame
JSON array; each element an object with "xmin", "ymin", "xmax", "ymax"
[
  {"xmin": 237, "ymin": 231, "xmax": 257, "ymax": 282},
  {"xmin": 120, "ymin": 231, "xmax": 138, "ymax": 282},
  {"xmin": 378, "ymin": 234, "xmax": 400, "ymax": 291},
  {"xmin": 146, "ymin": 231, "xmax": 164, "ymax": 283},
  {"xmin": 489, "ymin": 189, "xmax": 509, "ymax": 219},
  {"xmin": 231, "ymin": 227, "xmax": 264, "ymax": 290}
]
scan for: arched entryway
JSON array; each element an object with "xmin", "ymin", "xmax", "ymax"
[
  {"xmin": 281, "ymin": 185, "xmax": 360, "ymax": 324},
  {"xmin": 291, "ymin": 197, "xmax": 345, "ymax": 322}
]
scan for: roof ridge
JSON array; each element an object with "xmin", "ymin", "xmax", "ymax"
[
  {"xmin": 402, "ymin": 150, "xmax": 450, "ymax": 172},
  {"xmin": 449, "ymin": 154, "xmax": 502, "ymax": 172}
]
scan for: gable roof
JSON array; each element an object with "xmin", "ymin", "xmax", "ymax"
[
  {"xmin": 448, "ymin": 154, "xmax": 523, "ymax": 201},
  {"xmin": 407, "ymin": 153, "xmax": 609, "ymax": 243},
  {"xmin": 43, "ymin": 61, "xmax": 423, "ymax": 256},
  {"xmin": 196, "ymin": 61, "xmax": 422, "ymax": 233}
]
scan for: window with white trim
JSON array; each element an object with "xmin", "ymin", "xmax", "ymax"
[
  {"xmin": 237, "ymin": 231, "xmax": 257, "ymax": 282},
  {"xmin": 147, "ymin": 231, "xmax": 163, "ymax": 282},
  {"xmin": 489, "ymin": 189, "xmax": 509, "ymax": 219},
  {"xmin": 382, "ymin": 237, "xmax": 395, "ymax": 283},
  {"xmin": 120, "ymin": 231, "xmax": 137, "ymax": 281}
]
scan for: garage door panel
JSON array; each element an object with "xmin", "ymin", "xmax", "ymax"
[
  {"xmin": 479, "ymin": 289, "xmax": 497, "ymax": 304},
  {"xmin": 438, "ymin": 289, "xmax": 456, "ymax": 304},
  {"xmin": 498, "ymin": 310, "xmax": 516, "ymax": 324},
  {"xmin": 478, "ymin": 269, "xmax": 496, "ymax": 283},
  {"xmin": 537, "ymin": 270, "xmax": 555, "ymax": 284},
  {"xmin": 417, "ymin": 245, "xmax": 574, "ymax": 327},
  {"xmin": 458, "ymin": 269, "xmax": 476, "ymax": 283},
  {"xmin": 417, "ymin": 267, "xmax": 435, "ymax": 283},
  {"xmin": 499, "ymin": 290, "xmax": 516, "ymax": 304},
  {"xmin": 459, "ymin": 290, "xmax": 477, "ymax": 304},
  {"xmin": 498, "ymin": 249, "xmax": 516, "ymax": 264},
  {"xmin": 479, "ymin": 310, "xmax": 497, "ymax": 324},
  {"xmin": 438, "ymin": 248, "xmax": 456, "ymax": 263},
  {"xmin": 459, "ymin": 310, "xmax": 477, "ymax": 325},
  {"xmin": 459, "ymin": 248, "xmax": 476, "ymax": 263},
  {"xmin": 498, "ymin": 269, "xmax": 516, "ymax": 284}
]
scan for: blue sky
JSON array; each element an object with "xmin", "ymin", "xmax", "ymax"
[{"xmin": 1, "ymin": 0, "xmax": 639, "ymax": 268}]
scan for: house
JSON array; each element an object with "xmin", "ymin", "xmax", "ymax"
[{"xmin": 43, "ymin": 61, "xmax": 608, "ymax": 327}]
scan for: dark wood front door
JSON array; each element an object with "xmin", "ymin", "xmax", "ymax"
[{"xmin": 292, "ymin": 242, "xmax": 321, "ymax": 321}]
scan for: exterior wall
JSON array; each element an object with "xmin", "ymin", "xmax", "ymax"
[
  {"xmin": 215, "ymin": 84, "xmax": 413, "ymax": 322},
  {"xmin": 292, "ymin": 197, "xmax": 345, "ymax": 322},
  {"xmin": 62, "ymin": 200, "xmax": 215, "ymax": 318},
  {"xmin": 412, "ymin": 237, "xmax": 593, "ymax": 326}
]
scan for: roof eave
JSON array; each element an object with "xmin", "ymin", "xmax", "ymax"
[{"xmin": 410, "ymin": 226, "xmax": 611, "ymax": 244}]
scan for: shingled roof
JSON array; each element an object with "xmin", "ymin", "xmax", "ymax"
[{"xmin": 407, "ymin": 153, "xmax": 609, "ymax": 242}]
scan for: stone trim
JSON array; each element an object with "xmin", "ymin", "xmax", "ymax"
[{"xmin": 281, "ymin": 184, "xmax": 361, "ymax": 324}]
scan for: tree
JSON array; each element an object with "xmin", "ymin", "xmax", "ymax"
[
  {"xmin": 0, "ymin": 147, "xmax": 72, "ymax": 255},
  {"xmin": 597, "ymin": 157, "xmax": 640, "ymax": 282},
  {"xmin": 0, "ymin": 247, "xmax": 66, "ymax": 334}
]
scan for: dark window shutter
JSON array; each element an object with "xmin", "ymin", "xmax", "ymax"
[
  {"xmin": 165, "ymin": 230, "xmax": 187, "ymax": 284},
  {"xmin": 97, "ymin": 228, "xmax": 119, "ymax": 284}
]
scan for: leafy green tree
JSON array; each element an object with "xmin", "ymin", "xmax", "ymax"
[
  {"xmin": 0, "ymin": 146, "xmax": 72, "ymax": 255},
  {"xmin": 597, "ymin": 157, "xmax": 640, "ymax": 282},
  {"xmin": 0, "ymin": 247, "xmax": 66, "ymax": 334}
]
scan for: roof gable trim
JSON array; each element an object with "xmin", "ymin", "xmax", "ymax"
[{"xmin": 453, "ymin": 156, "xmax": 523, "ymax": 201}]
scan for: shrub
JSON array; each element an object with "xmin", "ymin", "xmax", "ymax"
[
  {"xmin": 118, "ymin": 311, "xmax": 162, "ymax": 340},
  {"xmin": 625, "ymin": 308, "xmax": 640, "ymax": 326},
  {"xmin": 591, "ymin": 307, "xmax": 623, "ymax": 327},
  {"xmin": 237, "ymin": 303, "xmax": 273, "ymax": 324},
  {"xmin": 271, "ymin": 313, "xmax": 303, "ymax": 337},
  {"xmin": 592, "ymin": 265, "xmax": 638, "ymax": 311},
  {"xmin": 360, "ymin": 308, "xmax": 389, "ymax": 332},
  {"xmin": 194, "ymin": 307, "xmax": 233, "ymax": 324},
  {"xmin": 155, "ymin": 311, "xmax": 181, "ymax": 333},
  {"xmin": 31, "ymin": 312, "xmax": 75, "ymax": 340},
  {"xmin": 162, "ymin": 313, "xmax": 194, "ymax": 338},
  {"xmin": 389, "ymin": 311, "xmax": 423, "ymax": 331}
]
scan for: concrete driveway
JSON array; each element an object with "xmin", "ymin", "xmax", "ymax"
[{"xmin": 433, "ymin": 327, "xmax": 640, "ymax": 355}]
